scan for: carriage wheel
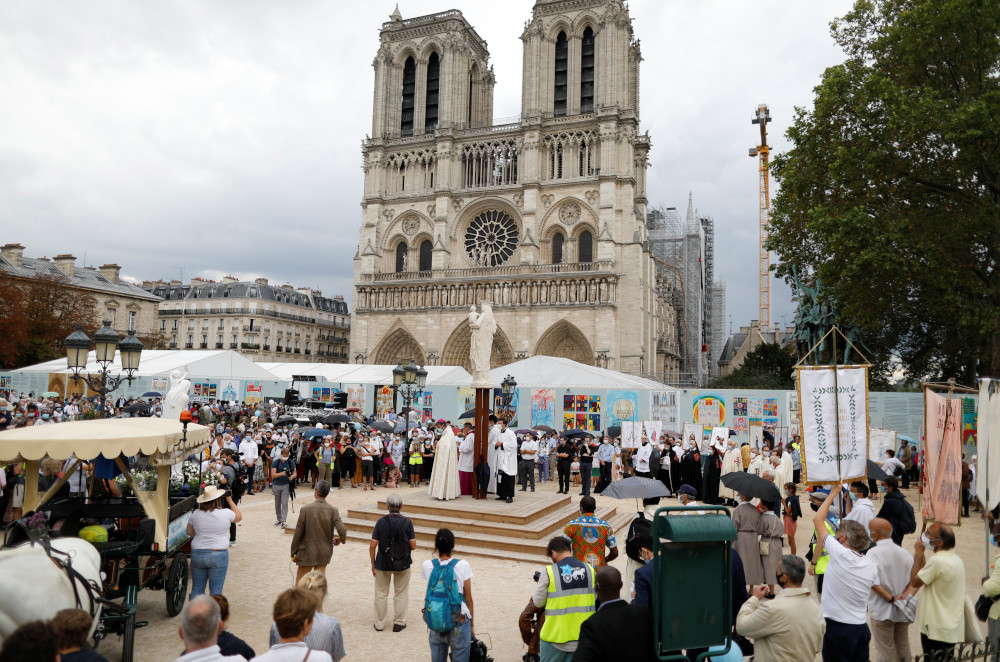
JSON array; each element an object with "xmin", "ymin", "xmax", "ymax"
[
  {"xmin": 121, "ymin": 612, "xmax": 136, "ymax": 662},
  {"xmin": 165, "ymin": 553, "xmax": 188, "ymax": 617}
]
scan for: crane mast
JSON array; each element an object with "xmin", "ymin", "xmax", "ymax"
[{"xmin": 749, "ymin": 104, "xmax": 772, "ymax": 330}]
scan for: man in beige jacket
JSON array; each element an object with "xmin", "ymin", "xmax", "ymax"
[
  {"xmin": 290, "ymin": 480, "xmax": 347, "ymax": 583},
  {"xmin": 736, "ymin": 554, "xmax": 825, "ymax": 661}
]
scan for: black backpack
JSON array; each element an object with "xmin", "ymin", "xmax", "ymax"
[
  {"xmin": 624, "ymin": 512, "xmax": 652, "ymax": 562},
  {"xmin": 382, "ymin": 516, "xmax": 411, "ymax": 571},
  {"xmin": 897, "ymin": 497, "xmax": 917, "ymax": 535}
]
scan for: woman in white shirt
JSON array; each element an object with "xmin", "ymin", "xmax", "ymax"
[
  {"xmin": 186, "ymin": 485, "xmax": 242, "ymax": 600},
  {"xmin": 253, "ymin": 588, "xmax": 333, "ymax": 662},
  {"xmin": 421, "ymin": 528, "xmax": 474, "ymax": 662}
]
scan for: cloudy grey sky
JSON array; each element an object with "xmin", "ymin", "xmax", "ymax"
[{"xmin": 0, "ymin": 0, "xmax": 854, "ymax": 334}]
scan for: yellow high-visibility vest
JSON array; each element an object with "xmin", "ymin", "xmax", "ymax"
[{"xmin": 539, "ymin": 558, "xmax": 596, "ymax": 644}]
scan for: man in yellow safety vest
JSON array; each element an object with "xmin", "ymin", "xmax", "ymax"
[{"xmin": 532, "ymin": 535, "xmax": 597, "ymax": 662}]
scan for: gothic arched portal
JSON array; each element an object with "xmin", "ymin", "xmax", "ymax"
[
  {"xmin": 441, "ymin": 320, "xmax": 514, "ymax": 372},
  {"xmin": 371, "ymin": 326, "xmax": 426, "ymax": 366},
  {"xmin": 533, "ymin": 320, "xmax": 594, "ymax": 365}
]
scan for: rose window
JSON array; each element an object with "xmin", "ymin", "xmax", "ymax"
[{"xmin": 464, "ymin": 210, "xmax": 519, "ymax": 267}]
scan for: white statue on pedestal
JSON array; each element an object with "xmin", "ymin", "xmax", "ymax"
[
  {"xmin": 468, "ymin": 302, "xmax": 496, "ymax": 388},
  {"xmin": 162, "ymin": 367, "xmax": 191, "ymax": 421}
]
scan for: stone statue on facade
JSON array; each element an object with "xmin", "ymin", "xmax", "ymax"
[
  {"xmin": 468, "ymin": 302, "xmax": 496, "ymax": 387},
  {"xmin": 162, "ymin": 367, "xmax": 191, "ymax": 420}
]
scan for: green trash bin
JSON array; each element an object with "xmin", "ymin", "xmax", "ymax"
[{"xmin": 651, "ymin": 506, "xmax": 737, "ymax": 661}]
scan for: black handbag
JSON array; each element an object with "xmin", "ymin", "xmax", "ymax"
[{"xmin": 975, "ymin": 593, "xmax": 999, "ymax": 622}]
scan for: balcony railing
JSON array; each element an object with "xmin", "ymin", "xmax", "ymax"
[
  {"xmin": 361, "ymin": 261, "xmax": 613, "ymax": 283},
  {"xmin": 241, "ymin": 343, "xmax": 261, "ymax": 350},
  {"xmin": 200, "ymin": 343, "xmax": 208, "ymax": 349},
  {"xmin": 215, "ymin": 343, "xmax": 224, "ymax": 349},
  {"xmin": 229, "ymin": 343, "xmax": 238, "ymax": 349},
  {"xmin": 185, "ymin": 343, "xmax": 193, "ymax": 349}
]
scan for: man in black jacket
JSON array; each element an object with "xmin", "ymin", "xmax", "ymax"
[
  {"xmin": 575, "ymin": 565, "xmax": 656, "ymax": 662},
  {"xmin": 876, "ymin": 477, "xmax": 915, "ymax": 545}
]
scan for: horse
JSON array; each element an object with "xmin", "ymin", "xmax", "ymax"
[{"xmin": 0, "ymin": 537, "xmax": 103, "ymax": 645}]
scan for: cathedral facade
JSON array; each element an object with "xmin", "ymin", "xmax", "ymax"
[{"xmin": 351, "ymin": 0, "xmax": 681, "ymax": 379}]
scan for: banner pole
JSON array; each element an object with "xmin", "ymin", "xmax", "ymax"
[{"xmin": 832, "ymin": 328, "xmax": 842, "ymax": 482}]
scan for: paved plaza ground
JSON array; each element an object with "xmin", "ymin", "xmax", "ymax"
[{"xmin": 107, "ymin": 480, "xmax": 987, "ymax": 662}]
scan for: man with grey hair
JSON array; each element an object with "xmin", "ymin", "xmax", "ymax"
[
  {"xmin": 814, "ymin": 482, "xmax": 878, "ymax": 662},
  {"xmin": 369, "ymin": 493, "xmax": 416, "ymax": 632},
  {"xmin": 736, "ymin": 554, "xmax": 825, "ymax": 661},
  {"xmin": 291, "ymin": 479, "xmax": 348, "ymax": 583},
  {"xmin": 174, "ymin": 595, "xmax": 244, "ymax": 661}
]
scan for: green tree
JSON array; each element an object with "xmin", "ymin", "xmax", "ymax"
[
  {"xmin": 710, "ymin": 342, "xmax": 796, "ymax": 390},
  {"xmin": 767, "ymin": 0, "xmax": 1000, "ymax": 382}
]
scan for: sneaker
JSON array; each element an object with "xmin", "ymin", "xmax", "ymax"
[
  {"xmin": 230, "ymin": 540, "xmax": 237, "ymax": 547},
  {"xmin": 273, "ymin": 520, "xmax": 281, "ymax": 526}
]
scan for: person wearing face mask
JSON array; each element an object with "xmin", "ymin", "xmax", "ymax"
[
  {"xmin": 735, "ymin": 555, "xmax": 825, "ymax": 662},
  {"xmin": 865, "ymin": 518, "xmax": 914, "ymax": 662},
  {"xmin": 732, "ymin": 494, "xmax": 765, "ymax": 587},
  {"xmin": 843, "ymin": 481, "xmax": 876, "ymax": 534},
  {"xmin": 634, "ymin": 434, "xmax": 653, "ymax": 479},
  {"xmin": 895, "ymin": 523, "xmax": 965, "ymax": 657},
  {"xmin": 876, "ymin": 477, "xmax": 916, "ymax": 545},
  {"xmin": 981, "ymin": 517, "xmax": 1000, "ymax": 652},
  {"xmin": 812, "ymin": 482, "xmax": 878, "ymax": 662},
  {"xmin": 719, "ymin": 437, "xmax": 742, "ymax": 504},
  {"xmin": 531, "ymin": 536, "xmax": 596, "ymax": 661},
  {"xmin": 676, "ymin": 484, "xmax": 705, "ymax": 514}
]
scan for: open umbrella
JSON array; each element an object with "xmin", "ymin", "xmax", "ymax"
[
  {"xmin": 606, "ymin": 425, "xmax": 622, "ymax": 438},
  {"xmin": 323, "ymin": 413, "xmax": 351, "ymax": 425},
  {"xmin": 721, "ymin": 472, "xmax": 781, "ymax": 503},
  {"xmin": 533, "ymin": 425, "xmax": 556, "ymax": 434},
  {"xmin": 298, "ymin": 427, "xmax": 334, "ymax": 439},
  {"xmin": 600, "ymin": 477, "xmax": 671, "ymax": 500},
  {"xmin": 275, "ymin": 416, "xmax": 298, "ymax": 426},
  {"xmin": 867, "ymin": 459, "xmax": 890, "ymax": 481},
  {"xmin": 460, "ymin": 407, "xmax": 491, "ymax": 419},
  {"xmin": 370, "ymin": 421, "xmax": 394, "ymax": 433},
  {"xmin": 124, "ymin": 402, "xmax": 150, "ymax": 414},
  {"xmin": 41, "ymin": 391, "xmax": 60, "ymax": 398},
  {"xmin": 515, "ymin": 429, "xmax": 536, "ymax": 436},
  {"xmin": 141, "ymin": 391, "xmax": 162, "ymax": 398},
  {"xmin": 561, "ymin": 429, "xmax": 589, "ymax": 438}
]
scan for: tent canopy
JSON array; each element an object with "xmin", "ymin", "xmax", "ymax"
[
  {"xmin": 18, "ymin": 349, "xmax": 278, "ymax": 380},
  {"xmin": 260, "ymin": 362, "xmax": 471, "ymax": 387},
  {"xmin": 453, "ymin": 355, "xmax": 674, "ymax": 391},
  {"xmin": 0, "ymin": 418, "xmax": 212, "ymax": 461}
]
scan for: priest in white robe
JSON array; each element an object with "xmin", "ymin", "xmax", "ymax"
[
  {"xmin": 486, "ymin": 417, "xmax": 500, "ymax": 493},
  {"xmin": 428, "ymin": 425, "xmax": 461, "ymax": 500},
  {"xmin": 718, "ymin": 438, "xmax": 743, "ymax": 502}
]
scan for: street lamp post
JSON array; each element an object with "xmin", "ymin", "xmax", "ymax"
[
  {"xmin": 393, "ymin": 360, "xmax": 428, "ymax": 446},
  {"xmin": 65, "ymin": 320, "xmax": 144, "ymax": 418}
]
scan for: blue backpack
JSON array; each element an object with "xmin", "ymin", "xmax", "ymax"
[{"xmin": 423, "ymin": 559, "xmax": 464, "ymax": 633}]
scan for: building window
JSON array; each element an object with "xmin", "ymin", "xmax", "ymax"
[
  {"xmin": 106, "ymin": 307, "xmax": 117, "ymax": 325},
  {"xmin": 160, "ymin": 320, "xmax": 166, "ymax": 332},
  {"xmin": 580, "ymin": 27, "xmax": 595, "ymax": 114},
  {"xmin": 578, "ymin": 230, "xmax": 593, "ymax": 263},
  {"xmin": 172, "ymin": 320, "xmax": 178, "ymax": 331},
  {"xmin": 552, "ymin": 232, "xmax": 565, "ymax": 264},
  {"xmin": 419, "ymin": 240, "xmax": 432, "ymax": 271},
  {"xmin": 395, "ymin": 242, "xmax": 407, "ymax": 273},
  {"xmin": 401, "ymin": 56, "xmax": 416, "ymax": 136},
  {"xmin": 127, "ymin": 310, "xmax": 137, "ymax": 332},
  {"xmin": 554, "ymin": 32, "xmax": 568, "ymax": 117},
  {"xmin": 425, "ymin": 52, "xmax": 439, "ymax": 133}
]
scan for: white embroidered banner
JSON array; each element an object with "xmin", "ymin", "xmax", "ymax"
[{"xmin": 798, "ymin": 366, "xmax": 869, "ymax": 484}]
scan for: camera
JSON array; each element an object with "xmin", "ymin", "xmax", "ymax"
[{"xmin": 533, "ymin": 571, "xmax": 541, "ymax": 582}]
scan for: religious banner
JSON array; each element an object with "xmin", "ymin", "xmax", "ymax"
[
  {"xmin": 622, "ymin": 421, "xmax": 642, "ymax": 449},
  {"xmin": 692, "ymin": 393, "xmax": 725, "ymax": 427},
  {"xmin": 869, "ymin": 428, "xmax": 897, "ymax": 463},
  {"xmin": 219, "ymin": 380, "xmax": 240, "ymax": 404},
  {"xmin": 749, "ymin": 425, "xmax": 764, "ymax": 450},
  {"xmin": 346, "ymin": 385, "xmax": 365, "ymax": 411},
  {"xmin": 643, "ymin": 420, "xmax": 663, "ymax": 445},
  {"xmin": 683, "ymin": 423, "xmax": 706, "ymax": 453},
  {"xmin": 976, "ymin": 379, "xmax": 1000, "ymax": 512},
  {"xmin": 374, "ymin": 385, "xmax": 394, "ymax": 417},
  {"xmin": 922, "ymin": 389, "xmax": 962, "ymax": 524},
  {"xmin": 530, "ymin": 389, "xmax": 555, "ymax": 428},
  {"xmin": 243, "ymin": 381, "xmax": 262, "ymax": 404},
  {"xmin": 457, "ymin": 387, "xmax": 475, "ymax": 416},
  {"xmin": 606, "ymin": 390, "xmax": 638, "ymax": 428},
  {"xmin": 797, "ymin": 365, "xmax": 869, "ymax": 484},
  {"xmin": 151, "ymin": 377, "xmax": 168, "ymax": 396},
  {"xmin": 650, "ymin": 390, "xmax": 679, "ymax": 430},
  {"xmin": 710, "ymin": 427, "xmax": 729, "ymax": 449},
  {"xmin": 787, "ymin": 391, "xmax": 800, "ymax": 436}
]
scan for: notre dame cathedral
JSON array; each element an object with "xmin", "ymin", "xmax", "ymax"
[{"xmin": 350, "ymin": 0, "xmax": 681, "ymax": 380}]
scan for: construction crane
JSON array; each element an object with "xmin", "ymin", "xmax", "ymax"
[{"xmin": 749, "ymin": 104, "xmax": 772, "ymax": 330}]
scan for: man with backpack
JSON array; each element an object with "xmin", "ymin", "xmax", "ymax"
[
  {"xmin": 624, "ymin": 497, "xmax": 659, "ymax": 588},
  {"xmin": 370, "ymin": 493, "xmax": 417, "ymax": 632},
  {"xmin": 876, "ymin": 476, "xmax": 917, "ymax": 545},
  {"xmin": 421, "ymin": 528, "xmax": 474, "ymax": 662}
]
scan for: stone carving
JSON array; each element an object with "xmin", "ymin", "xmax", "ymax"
[
  {"xmin": 541, "ymin": 194, "xmax": 554, "ymax": 208},
  {"xmin": 513, "ymin": 192, "xmax": 524, "ymax": 208},
  {"xmin": 559, "ymin": 202, "xmax": 582, "ymax": 225},
  {"xmin": 382, "ymin": 209, "xmax": 396, "ymax": 221},
  {"xmin": 585, "ymin": 190, "xmax": 599, "ymax": 204},
  {"xmin": 468, "ymin": 302, "xmax": 497, "ymax": 387},
  {"xmin": 427, "ymin": 204, "xmax": 436, "ymax": 217},
  {"xmin": 452, "ymin": 198, "xmax": 464, "ymax": 211},
  {"xmin": 162, "ymin": 367, "xmax": 191, "ymax": 421},
  {"xmin": 402, "ymin": 216, "xmax": 420, "ymax": 235}
]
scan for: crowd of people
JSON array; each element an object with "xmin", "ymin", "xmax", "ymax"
[{"xmin": 0, "ymin": 387, "xmax": 993, "ymax": 662}]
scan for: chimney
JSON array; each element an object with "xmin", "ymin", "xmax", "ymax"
[
  {"xmin": 255, "ymin": 277, "xmax": 268, "ymax": 285},
  {"xmin": 281, "ymin": 284, "xmax": 294, "ymax": 290},
  {"xmin": 296, "ymin": 287, "xmax": 312, "ymax": 297},
  {"xmin": 169, "ymin": 279, "xmax": 182, "ymax": 286},
  {"xmin": 99, "ymin": 263, "xmax": 120, "ymax": 284},
  {"xmin": 53, "ymin": 254, "xmax": 77, "ymax": 278},
  {"xmin": 1, "ymin": 243, "xmax": 24, "ymax": 268},
  {"xmin": 191, "ymin": 277, "xmax": 209, "ymax": 287},
  {"xmin": 332, "ymin": 295, "xmax": 344, "ymax": 301},
  {"xmin": 221, "ymin": 276, "xmax": 238, "ymax": 284}
]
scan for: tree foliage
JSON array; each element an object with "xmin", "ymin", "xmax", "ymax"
[
  {"xmin": 0, "ymin": 273, "xmax": 97, "ymax": 369},
  {"xmin": 767, "ymin": 0, "xmax": 1000, "ymax": 381},
  {"xmin": 709, "ymin": 343, "xmax": 796, "ymax": 390}
]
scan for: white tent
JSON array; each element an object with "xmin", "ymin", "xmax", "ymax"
[
  {"xmin": 17, "ymin": 349, "xmax": 278, "ymax": 380},
  {"xmin": 455, "ymin": 355, "xmax": 674, "ymax": 391},
  {"xmin": 259, "ymin": 362, "xmax": 471, "ymax": 387}
]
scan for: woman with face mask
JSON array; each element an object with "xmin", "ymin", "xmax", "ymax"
[{"xmin": 733, "ymin": 494, "xmax": 765, "ymax": 587}]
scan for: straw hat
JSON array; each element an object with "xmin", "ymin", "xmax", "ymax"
[{"xmin": 197, "ymin": 485, "xmax": 227, "ymax": 503}]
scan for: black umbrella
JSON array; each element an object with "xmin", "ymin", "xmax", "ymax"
[
  {"xmin": 600, "ymin": 477, "xmax": 671, "ymax": 500},
  {"xmin": 124, "ymin": 402, "xmax": 150, "ymax": 414},
  {"xmin": 607, "ymin": 425, "xmax": 622, "ymax": 438},
  {"xmin": 323, "ymin": 413, "xmax": 351, "ymax": 425},
  {"xmin": 475, "ymin": 455, "xmax": 490, "ymax": 495},
  {"xmin": 533, "ymin": 425, "xmax": 556, "ymax": 434},
  {"xmin": 867, "ymin": 459, "xmax": 890, "ymax": 481},
  {"xmin": 275, "ymin": 416, "xmax": 298, "ymax": 426},
  {"xmin": 561, "ymin": 429, "xmax": 589, "ymax": 438},
  {"xmin": 370, "ymin": 421, "xmax": 394, "ymax": 433},
  {"xmin": 141, "ymin": 391, "xmax": 162, "ymax": 398},
  {"xmin": 460, "ymin": 407, "xmax": 491, "ymax": 419},
  {"xmin": 721, "ymin": 472, "xmax": 781, "ymax": 503},
  {"xmin": 729, "ymin": 430, "xmax": 738, "ymax": 437}
]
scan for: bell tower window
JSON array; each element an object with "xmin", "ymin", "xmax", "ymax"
[
  {"xmin": 580, "ymin": 27, "xmax": 595, "ymax": 113},
  {"xmin": 554, "ymin": 32, "xmax": 568, "ymax": 117},
  {"xmin": 401, "ymin": 57, "xmax": 416, "ymax": 137},
  {"xmin": 425, "ymin": 52, "xmax": 439, "ymax": 133},
  {"xmin": 552, "ymin": 232, "xmax": 564, "ymax": 264},
  {"xmin": 578, "ymin": 230, "xmax": 593, "ymax": 263},
  {"xmin": 395, "ymin": 242, "xmax": 407, "ymax": 273},
  {"xmin": 419, "ymin": 240, "xmax": 433, "ymax": 271}
]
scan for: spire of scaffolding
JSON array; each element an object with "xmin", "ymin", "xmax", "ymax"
[{"xmin": 749, "ymin": 104, "xmax": 772, "ymax": 330}]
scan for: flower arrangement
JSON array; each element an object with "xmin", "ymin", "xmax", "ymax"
[
  {"xmin": 171, "ymin": 461, "xmax": 218, "ymax": 495},
  {"xmin": 24, "ymin": 511, "xmax": 50, "ymax": 540},
  {"xmin": 115, "ymin": 469, "xmax": 158, "ymax": 497}
]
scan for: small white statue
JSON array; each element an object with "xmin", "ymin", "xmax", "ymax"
[
  {"xmin": 162, "ymin": 367, "xmax": 191, "ymax": 421},
  {"xmin": 468, "ymin": 302, "xmax": 496, "ymax": 388}
]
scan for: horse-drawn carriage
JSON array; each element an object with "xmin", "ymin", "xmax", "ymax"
[{"xmin": 0, "ymin": 417, "xmax": 212, "ymax": 662}]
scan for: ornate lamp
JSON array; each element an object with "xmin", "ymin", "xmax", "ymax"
[
  {"xmin": 117, "ymin": 330, "xmax": 144, "ymax": 376},
  {"xmin": 392, "ymin": 363, "xmax": 405, "ymax": 387},
  {"xmin": 92, "ymin": 320, "xmax": 120, "ymax": 365},
  {"xmin": 65, "ymin": 326, "xmax": 92, "ymax": 373},
  {"xmin": 416, "ymin": 365, "xmax": 428, "ymax": 390},
  {"xmin": 403, "ymin": 360, "xmax": 417, "ymax": 384}
]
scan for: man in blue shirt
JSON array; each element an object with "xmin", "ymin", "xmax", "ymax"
[{"xmin": 595, "ymin": 436, "xmax": 615, "ymax": 493}]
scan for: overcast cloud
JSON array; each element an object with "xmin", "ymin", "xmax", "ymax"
[{"xmin": 0, "ymin": 0, "xmax": 854, "ymax": 337}]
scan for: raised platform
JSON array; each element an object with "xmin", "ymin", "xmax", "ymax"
[{"xmin": 341, "ymin": 490, "xmax": 633, "ymax": 562}]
